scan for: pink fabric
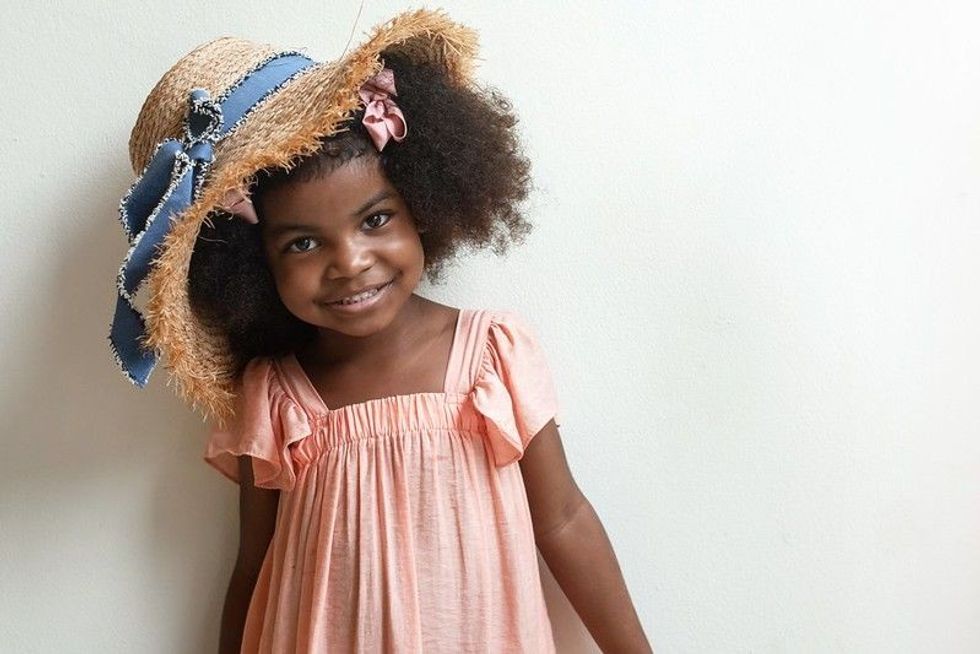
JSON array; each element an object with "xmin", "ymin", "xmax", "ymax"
[
  {"xmin": 358, "ymin": 68, "xmax": 408, "ymax": 151},
  {"xmin": 219, "ymin": 187, "xmax": 259, "ymax": 224},
  {"xmin": 204, "ymin": 308, "xmax": 561, "ymax": 652}
]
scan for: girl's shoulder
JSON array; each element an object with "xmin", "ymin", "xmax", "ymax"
[
  {"xmin": 204, "ymin": 354, "xmax": 312, "ymax": 490},
  {"xmin": 470, "ymin": 306, "xmax": 549, "ymax": 347},
  {"xmin": 461, "ymin": 305, "xmax": 538, "ymax": 328},
  {"xmin": 445, "ymin": 305, "xmax": 552, "ymax": 372},
  {"xmin": 229, "ymin": 355, "xmax": 296, "ymax": 409},
  {"xmin": 413, "ymin": 301, "xmax": 536, "ymax": 359},
  {"xmin": 463, "ymin": 306, "xmax": 562, "ymax": 466}
]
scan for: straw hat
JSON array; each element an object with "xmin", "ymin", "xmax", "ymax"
[{"xmin": 109, "ymin": 8, "xmax": 479, "ymax": 423}]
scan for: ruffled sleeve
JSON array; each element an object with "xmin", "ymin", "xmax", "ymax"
[
  {"xmin": 203, "ymin": 357, "xmax": 313, "ymax": 491},
  {"xmin": 472, "ymin": 310, "xmax": 562, "ymax": 467}
]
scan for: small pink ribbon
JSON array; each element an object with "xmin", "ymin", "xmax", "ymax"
[
  {"xmin": 218, "ymin": 187, "xmax": 258, "ymax": 224},
  {"xmin": 359, "ymin": 68, "xmax": 407, "ymax": 151}
]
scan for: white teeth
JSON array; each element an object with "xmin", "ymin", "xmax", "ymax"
[{"xmin": 334, "ymin": 284, "xmax": 384, "ymax": 305}]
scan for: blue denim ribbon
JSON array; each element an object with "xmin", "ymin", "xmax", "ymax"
[{"xmin": 109, "ymin": 53, "xmax": 315, "ymax": 386}]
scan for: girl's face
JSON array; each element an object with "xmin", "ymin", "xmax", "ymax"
[{"xmin": 258, "ymin": 156, "xmax": 425, "ymax": 339}]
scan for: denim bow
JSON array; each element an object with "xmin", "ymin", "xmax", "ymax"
[{"xmin": 109, "ymin": 53, "xmax": 315, "ymax": 386}]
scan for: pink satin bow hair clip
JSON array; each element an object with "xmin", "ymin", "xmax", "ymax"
[
  {"xmin": 358, "ymin": 67, "xmax": 408, "ymax": 151},
  {"xmin": 219, "ymin": 68, "xmax": 407, "ymax": 223}
]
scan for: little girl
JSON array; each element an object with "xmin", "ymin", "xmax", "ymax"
[{"xmin": 110, "ymin": 9, "xmax": 652, "ymax": 653}]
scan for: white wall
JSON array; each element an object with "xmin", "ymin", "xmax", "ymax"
[{"xmin": 2, "ymin": 1, "xmax": 978, "ymax": 652}]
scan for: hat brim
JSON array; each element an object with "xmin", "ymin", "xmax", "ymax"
[{"xmin": 138, "ymin": 9, "xmax": 479, "ymax": 423}]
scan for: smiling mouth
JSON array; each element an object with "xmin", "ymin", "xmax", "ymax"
[{"xmin": 325, "ymin": 279, "xmax": 395, "ymax": 306}]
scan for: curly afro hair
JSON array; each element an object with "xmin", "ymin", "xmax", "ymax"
[{"xmin": 188, "ymin": 51, "xmax": 535, "ymax": 374}]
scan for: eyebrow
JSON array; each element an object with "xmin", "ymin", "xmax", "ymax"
[
  {"xmin": 264, "ymin": 190, "xmax": 395, "ymax": 237},
  {"xmin": 353, "ymin": 189, "xmax": 394, "ymax": 217}
]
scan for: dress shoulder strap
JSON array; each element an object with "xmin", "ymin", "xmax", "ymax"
[{"xmin": 443, "ymin": 308, "xmax": 495, "ymax": 394}]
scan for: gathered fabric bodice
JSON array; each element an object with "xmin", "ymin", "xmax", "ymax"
[{"xmin": 204, "ymin": 308, "xmax": 561, "ymax": 653}]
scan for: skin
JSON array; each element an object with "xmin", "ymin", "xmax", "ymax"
[{"xmin": 218, "ymin": 156, "xmax": 653, "ymax": 653}]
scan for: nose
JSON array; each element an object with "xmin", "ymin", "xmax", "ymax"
[{"xmin": 323, "ymin": 235, "xmax": 375, "ymax": 280}]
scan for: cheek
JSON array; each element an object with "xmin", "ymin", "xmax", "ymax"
[
  {"xmin": 395, "ymin": 235, "xmax": 425, "ymax": 285},
  {"xmin": 391, "ymin": 226, "xmax": 425, "ymax": 266},
  {"xmin": 362, "ymin": 227, "xmax": 425, "ymax": 275},
  {"xmin": 277, "ymin": 263, "xmax": 315, "ymax": 293},
  {"xmin": 265, "ymin": 256, "xmax": 317, "ymax": 307}
]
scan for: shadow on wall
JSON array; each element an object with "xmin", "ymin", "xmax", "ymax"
[
  {"xmin": 1, "ymin": 142, "xmax": 233, "ymax": 650},
  {"xmin": 0, "ymin": 142, "xmax": 600, "ymax": 651}
]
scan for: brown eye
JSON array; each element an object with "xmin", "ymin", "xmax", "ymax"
[
  {"xmin": 364, "ymin": 213, "xmax": 393, "ymax": 230},
  {"xmin": 286, "ymin": 237, "xmax": 319, "ymax": 253}
]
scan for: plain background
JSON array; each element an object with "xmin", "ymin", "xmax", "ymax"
[{"xmin": 2, "ymin": 1, "xmax": 978, "ymax": 652}]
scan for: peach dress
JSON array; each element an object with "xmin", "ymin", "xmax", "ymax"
[{"xmin": 204, "ymin": 308, "xmax": 561, "ymax": 653}]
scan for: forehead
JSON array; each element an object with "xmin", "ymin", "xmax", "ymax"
[{"xmin": 258, "ymin": 157, "xmax": 396, "ymax": 223}]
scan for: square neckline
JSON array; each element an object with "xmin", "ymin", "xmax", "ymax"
[{"xmin": 279, "ymin": 307, "xmax": 466, "ymax": 414}]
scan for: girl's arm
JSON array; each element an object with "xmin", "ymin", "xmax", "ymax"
[
  {"xmin": 520, "ymin": 420, "xmax": 654, "ymax": 654},
  {"xmin": 218, "ymin": 456, "xmax": 280, "ymax": 654}
]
